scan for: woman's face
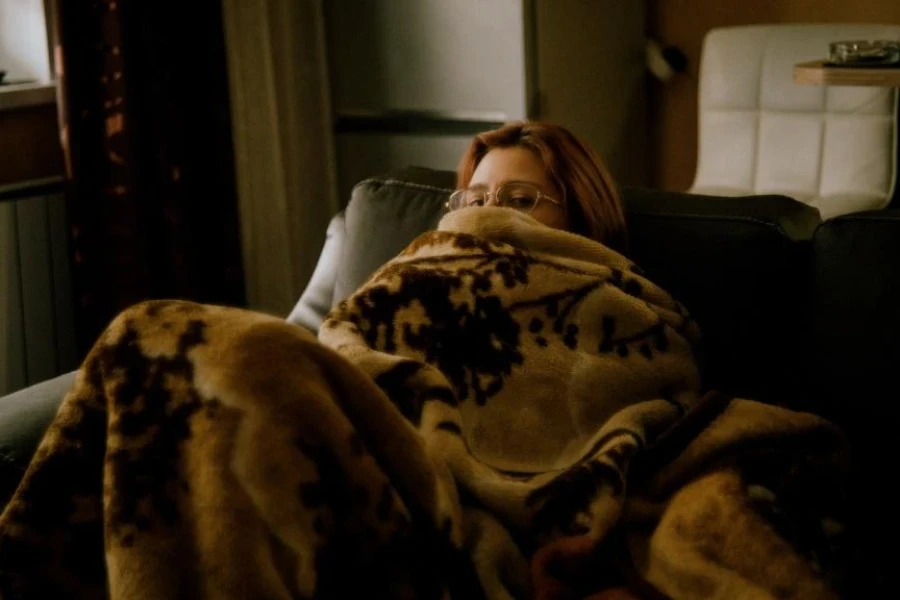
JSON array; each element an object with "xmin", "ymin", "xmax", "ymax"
[{"xmin": 468, "ymin": 146, "xmax": 569, "ymax": 231}]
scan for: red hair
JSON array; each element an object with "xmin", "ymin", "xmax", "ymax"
[{"xmin": 456, "ymin": 121, "xmax": 627, "ymax": 252}]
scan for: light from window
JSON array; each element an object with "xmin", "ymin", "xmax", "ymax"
[{"xmin": 0, "ymin": 0, "xmax": 52, "ymax": 84}]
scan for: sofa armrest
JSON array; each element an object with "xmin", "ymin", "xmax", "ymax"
[
  {"xmin": 286, "ymin": 212, "xmax": 347, "ymax": 333},
  {"xmin": 0, "ymin": 371, "xmax": 75, "ymax": 505}
]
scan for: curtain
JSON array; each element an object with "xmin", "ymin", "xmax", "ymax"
[
  {"xmin": 50, "ymin": 0, "xmax": 246, "ymax": 358},
  {"xmin": 221, "ymin": 0, "xmax": 339, "ymax": 316}
]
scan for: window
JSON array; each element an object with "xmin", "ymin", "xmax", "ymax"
[
  {"xmin": 0, "ymin": 0, "xmax": 52, "ymax": 83},
  {"xmin": 0, "ymin": 0, "xmax": 55, "ymax": 110}
]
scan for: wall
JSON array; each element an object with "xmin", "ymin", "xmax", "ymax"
[
  {"xmin": 647, "ymin": 0, "xmax": 900, "ymax": 191},
  {"xmin": 0, "ymin": 104, "xmax": 63, "ymax": 186},
  {"xmin": 536, "ymin": 0, "xmax": 648, "ymax": 186}
]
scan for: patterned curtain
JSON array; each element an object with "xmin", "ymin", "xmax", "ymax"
[{"xmin": 50, "ymin": 0, "xmax": 246, "ymax": 358}]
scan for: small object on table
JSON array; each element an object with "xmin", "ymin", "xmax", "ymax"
[
  {"xmin": 828, "ymin": 40, "xmax": 900, "ymax": 66},
  {"xmin": 0, "ymin": 71, "xmax": 6, "ymax": 85}
]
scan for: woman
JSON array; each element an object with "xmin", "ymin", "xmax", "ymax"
[{"xmin": 0, "ymin": 122, "xmax": 845, "ymax": 600}]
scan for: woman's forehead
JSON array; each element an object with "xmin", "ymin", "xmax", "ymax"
[{"xmin": 470, "ymin": 147, "xmax": 551, "ymax": 188}]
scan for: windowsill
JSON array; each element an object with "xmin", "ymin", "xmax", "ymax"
[
  {"xmin": 0, "ymin": 82, "xmax": 56, "ymax": 111},
  {"xmin": 0, "ymin": 175, "xmax": 65, "ymax": 204}
]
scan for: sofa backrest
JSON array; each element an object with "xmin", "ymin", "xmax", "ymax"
[
  {"xmin": 624, "ymin": 191, "xmax": 816, "ymax": 406},
  {"xmin": 290, "ymin": 166, "xmax": 821, "ymax": 408},
  {"xmin": 334, "ymin": 168, "xmax": 456, "ymax": 303}
]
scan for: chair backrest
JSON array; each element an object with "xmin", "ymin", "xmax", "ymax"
[{"xmin": 691, "ymin": 24, "xmax": 900, "ymax": 219}]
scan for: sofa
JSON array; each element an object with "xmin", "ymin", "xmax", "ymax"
[{"xmin": 1, "ymin": 166, "xmax": 895, "ymax": 595}]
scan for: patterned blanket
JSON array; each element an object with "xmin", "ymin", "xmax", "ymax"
[{"xmin": 0, "ymin": 207, "xmax": 847, "ymax": 599}]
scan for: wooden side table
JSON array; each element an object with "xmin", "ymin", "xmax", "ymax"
[{"xmin": 793, "ymin": 60, "xmax": 900, "ymax": 87}]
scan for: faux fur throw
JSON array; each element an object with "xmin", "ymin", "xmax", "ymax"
[{"xmin": 0, "ymin": 207, "xmax": 847, "ymax": 599}]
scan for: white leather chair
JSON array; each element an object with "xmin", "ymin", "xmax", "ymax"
[{"xmin": 691, "ymin": 24, "xmax": 900, "ymax": 219}]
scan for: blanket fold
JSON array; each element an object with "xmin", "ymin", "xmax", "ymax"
[{"xmin": 0, "ymin": 207, "xmax": 846, "ymax": 599}]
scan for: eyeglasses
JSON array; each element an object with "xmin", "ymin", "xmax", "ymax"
[{"xmin": 446, "ymin": 183, "xmax": 562, "ymax": 214}]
